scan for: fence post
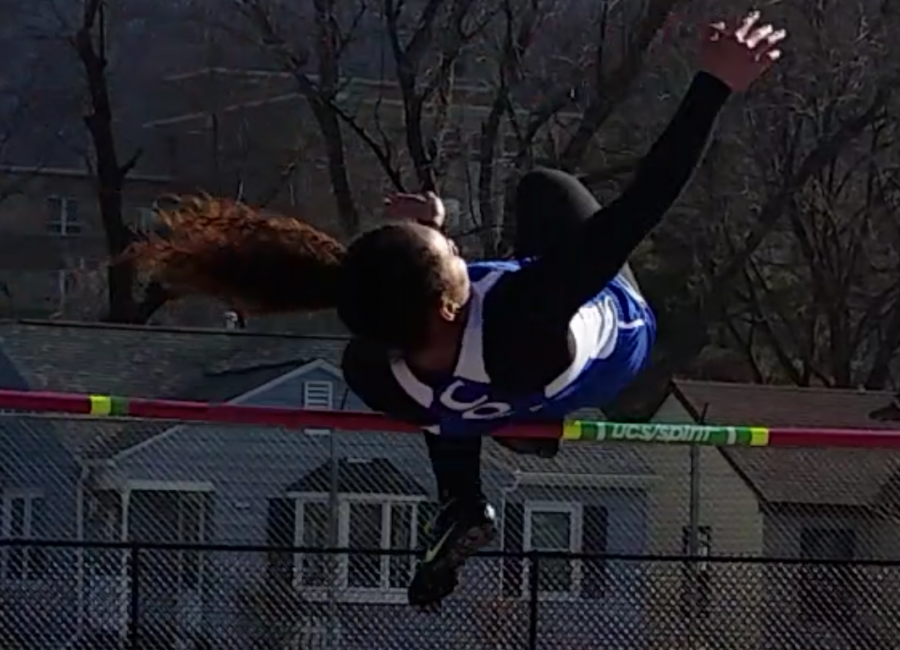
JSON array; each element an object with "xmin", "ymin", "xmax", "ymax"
[
  {"xmin": 526, "ymin": 552, "xmax": 539, "ymax": 650},
  {"xmin": 327, "ymin": 433, "xmax": 340, "ymax": 650},
  {"xmin": 686, "ymin": 444, "xmax": 701, "ymax": 649},
  {"xmin": 685, "ymin": 405, "xmax": 708, "ymax": 650},
  {"xmin": 128, "ymin": 544, "xmax": 140, "ymax": 650}
]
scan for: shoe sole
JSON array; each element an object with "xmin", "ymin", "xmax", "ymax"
[
  {"xmin": 409, "ymin": 522, "xmax": 497, "ymax": 607},
  {"xmin": 425, "ymin": 521, "xmax": 497, "ymax": 576}
]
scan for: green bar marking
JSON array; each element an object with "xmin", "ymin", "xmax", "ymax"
[{"xmin": 565, "ymin": 421, "xmax": 764, "ymax": 446}]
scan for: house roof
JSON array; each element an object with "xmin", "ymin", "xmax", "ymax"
[
  {"xmin": 0, "ymin": 320, "xmax": 348, "ymax": 458},
  {"xmin": 673, "ymin": 380, "xmax": 900, "ymax": 507},
  {"xmin": 286, "ymin": 458, "xmax": 428, "ymax": 495}
]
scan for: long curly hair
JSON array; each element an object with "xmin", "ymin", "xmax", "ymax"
[{"xmin": 125, "ymin": 196, "xmax": 347, "ymax": 313}]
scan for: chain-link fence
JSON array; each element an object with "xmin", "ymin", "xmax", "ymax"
[
  {"xmin": 2, "ymin": 541, "xmax": 899, "ymax": 650},
  {"xmin": 4, "ymin": 397, "xmax": 900, "ymax": 650}
]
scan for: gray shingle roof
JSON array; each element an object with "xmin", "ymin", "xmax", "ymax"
[
  {"xmin": 674, "ymin": 380, "xmax": 900, "ymax": 507},
  {"xmin": 286, "ymin": 458, "xmax": 428, "ymax": 495},
  {"xmin": 0, "ymin": 319, "xmax": 349, "ymax": 458}
]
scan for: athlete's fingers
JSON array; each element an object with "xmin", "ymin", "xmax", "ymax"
[
  {"xmin": 746, "ymin": 23, "xmax": 774, "ymax": 49},
  {"xmin": 735, "ymin": 10, "xmax": 761, "ymax": 43},
  {"xmin": 753, "ymin": 29, "xmax": 787, "ymax": 57},
  {"xmin": 706, "ymin": 21, "xmax": 727, "ymax": 42}
]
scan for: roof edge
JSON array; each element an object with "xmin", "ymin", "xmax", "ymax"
[
  {"xmin": 5, "ymin": 318, "xmax": 350, "ymax": 341},
  {"xmin": 669, "ymin": 384, "xmax": 771, "ymax": 505}
]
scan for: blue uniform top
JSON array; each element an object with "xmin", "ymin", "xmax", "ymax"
[{"xmin": 387, "ymin": 260, "xmax": 656, "ymax": 435}]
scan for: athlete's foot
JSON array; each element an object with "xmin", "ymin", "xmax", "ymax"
[
  {"xmin": 408, "ymin": 498, "xmax": 496, "ymax": 609},
  {"xmin": 408, "ymin": 565, "xmax": 460, "ymax": 611}
]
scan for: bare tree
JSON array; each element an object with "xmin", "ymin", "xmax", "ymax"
[
  {"xmin": 231, "ymin": 0, "xmax": 689, "ymax": 256},
  {"xmin": 227, "ymin": 0, "xmax": 372, "ymax": 236},
  {"xmin": 464, "ymin": 0, "xmax": 690, "ymax": 254},
  {"xmin": 74, "ymin": 0, "xmax": 168, "ymax": 323},
  {"xmin": 721, "ymin": 112, "xmax": 900, "ymax": 388},
  {"xmin": 609, "ymin": 0, "xmax": 900, "ymax": 411}
]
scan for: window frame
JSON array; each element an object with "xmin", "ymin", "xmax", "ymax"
[
  {"xmin": 47, "ymin": 196, "xmax": 83, "ymax": 236},
  {"xmin": 173, "ymin": 491, "xmax": 208, "ymax": 593},
  {"xmin": 522, "ymin": 501, "xmax": 583, "ymax": 600},
  {"xmin": 0, "ymin": 489, "xmax": 44, "ymax": 583},
  {"xmin": 290, "ymin": 493, "xmax": 425, "ymax": 604}
]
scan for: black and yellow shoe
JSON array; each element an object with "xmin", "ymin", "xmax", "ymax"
[{"xmin": 408, "ymin": 498, "xmax": 496, "ymax": 609}]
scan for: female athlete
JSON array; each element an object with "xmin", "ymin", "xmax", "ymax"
[{"xmin": 129, "ymin": 11, "xmax": 784, "ymax": 610}]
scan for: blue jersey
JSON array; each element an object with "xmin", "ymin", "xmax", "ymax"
[{"xmin": 388, "ymin": 260, "xmax": 656, "ymax": 435}]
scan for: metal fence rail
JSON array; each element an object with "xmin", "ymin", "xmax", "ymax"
[{"xmin": 1, "ymin": 540, "xmax": 898, "ymax": 650}]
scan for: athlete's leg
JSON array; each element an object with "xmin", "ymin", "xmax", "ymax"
[
  {"xmin": 514, "ymin": 168, "xmax": 640, "ymax": 288},
  {"xmin": 513, "ymin": 167, "xmax": 601, "ymax": 258},
  {"xmin": 504, "ymin": 169, "xmax": 642, "ymax": 457},
  {"xmin": 498, "ymin": 168, "xmax": 611, "ymax": 458},
  {"xmin": 423, "ymin": 434, "xmax": 483, "ymax": 504},
  {"xmin": 409, "ymin": 434, "xmax": 496, "ymax": 609}
]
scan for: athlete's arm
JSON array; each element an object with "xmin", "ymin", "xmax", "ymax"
[
  {"xmin": 492, "ymin": 72, "xmax": 729, "ymax": 324},
  {"xmin": 341, "ymin": 338, "xmax": 437, "ymax": 425}
]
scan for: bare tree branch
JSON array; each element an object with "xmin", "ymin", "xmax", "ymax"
[{"xmin": 73, "ymin": 0, "xmax": 168, "ymax": 323}]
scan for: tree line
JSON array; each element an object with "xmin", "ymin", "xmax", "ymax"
[{"xmin": 4, "ymin": 0, "xmax": 900, "ymax": 396}]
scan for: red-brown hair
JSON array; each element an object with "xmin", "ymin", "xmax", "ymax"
[{"xmin": 125, "ymin": 196, "xmax": 347, "ymax": 313}]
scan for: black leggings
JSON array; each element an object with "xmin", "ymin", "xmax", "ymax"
[
  {"xmin": 427, "ymin": 168, "xmax": 608, "ymax": 504},
  {"xmin": 516, "ymin": 168, "xmax": 637, "ymax": 285},
  {"xmin": 513, "ymin": 167, "xmax": 600, "ymax": 258}
]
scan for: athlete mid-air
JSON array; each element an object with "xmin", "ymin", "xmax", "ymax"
[{"xmin": 129, "ymin": 10, "xmax": 784, "ymax": 610}]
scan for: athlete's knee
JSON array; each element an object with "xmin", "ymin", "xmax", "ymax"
[{"xmin": 516, "ymin": 167, "xmax": 572, "ymax": 200}]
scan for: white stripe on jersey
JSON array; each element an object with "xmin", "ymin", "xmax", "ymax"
[{"xmin": 389, "ymin": 269, "xmax": 641, "ymax": 409}]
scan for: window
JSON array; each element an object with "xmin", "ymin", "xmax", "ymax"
[
  {"xmin": 504, "ymin": 502, "xmax": 606, "ymax": 600},
  {"xmin": 295, "ymin": 501, "xmax": 331, "ymax": 587},
  {"xmin": 681, "ymin": 525, "xmax": 712, "ymax": 616},
  {"xmin": 799, "ymin": 527, "xmax": 856, "ymax": 622},
  {"xmin": 303, "ymin": 382, "xmax": 333, "ymax": 410},
  {"xmin": 524, "ymin": 502, "xmax": 582, "ymax": 598},
  {"xmin": 47, "ymin": 197, "xmax": 82, "ymax": 236},
  {"xmin": 175, "ymin": 492, "xmax": 207, "ymax": 592},
  {"xmin": 0, "ymin": 491, "xmax": 44, "ymax": 582},
  {"xmin": 292, "ymin": 496, "xmax": 429, "ymax": 601}
]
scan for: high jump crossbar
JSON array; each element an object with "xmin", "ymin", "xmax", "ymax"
[{"xmin": 0, "ymin": 388, "xmax": 898, "ymax": 448}]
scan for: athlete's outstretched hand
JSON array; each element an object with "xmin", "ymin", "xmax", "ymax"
[
  {"xmin": 384, "ymin": 192, "xmax": 446, "ymax": 229},
  {"xmin": 699, "ymin": 11, "xmax": 786, "ymax": 92}
]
